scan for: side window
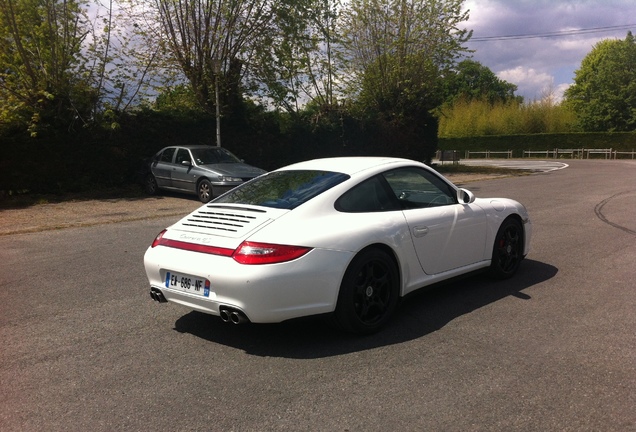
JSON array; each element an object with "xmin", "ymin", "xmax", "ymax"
[
  {"xmin": 336, "ymin": 176, "xmax": 399, "ymax": 213},
  {"xmin": 160, "ymin": 148, "xmax": 176, "ymax": 163},
  {"xmin": 175, "ymin": 148, "xmax": 192, "ymax": 165},
  {"xmin": 383, "ymin": 168, "xmax": 457, "ymax": 209}
]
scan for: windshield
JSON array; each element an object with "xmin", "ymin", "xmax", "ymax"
[
  {"xmin": 213, "ymin": 170, "xmax": 350, "ymax": 209},
  {"xmin": 190, "ymin": 147, "xmax": 241, "ymax": 165}
]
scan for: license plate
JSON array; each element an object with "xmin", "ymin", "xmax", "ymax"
[{"xmin": 165, "ymin": 271, "xmax": 210, "ymax": 297}]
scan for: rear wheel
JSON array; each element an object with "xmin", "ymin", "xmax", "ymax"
[
  {"xmin": 197, "ymin": 179, "xmax": 213, "ymax": 203},
  {"xmin": 333, "ymin": 248, "xmax": 399, "ymax": 334},
  {"xmin": 145, "ymin": 174, "xmax": 158, "ymax": 196},
  {"xmin": 489, "ymin": 218, "xmax": 524, "ymax": 279}
]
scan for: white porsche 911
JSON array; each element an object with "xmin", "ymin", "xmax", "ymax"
[{"xmin": 144, "ymin": 157, "xmax": 532, "ymax": 333}]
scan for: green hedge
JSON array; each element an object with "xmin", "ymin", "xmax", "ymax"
[
  {"xmin": 0, "ymin": 108, "xmax": 439, "ymax": 196},
  {"xmin": 4, "ymin": 122, "xmax": 634, "ymax": 197},
  {"xmin": 439, "ymin": 133, "xmax": 636, "ymax": 156}
]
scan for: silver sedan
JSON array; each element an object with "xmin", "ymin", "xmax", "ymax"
[{"xmin": 144, "ymin": 145, "xmax": 266, "ymax": 202}]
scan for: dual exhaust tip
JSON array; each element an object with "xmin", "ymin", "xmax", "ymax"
[
  {"xmin": 150, "ymin": 287, "xmax": 168, "ymax": 303},
  {"xmin": 149, "ymin": 287, "xmax": 249, "ymax": 325},
  {"xmin": 219, "ymin": 307, "xmax": 249, "ymax": 325}
]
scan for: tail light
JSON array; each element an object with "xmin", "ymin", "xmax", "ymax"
[
  {"xmin": 151, "ymin": 230, "xmax": 167, "ymax": 248},
  {"xmin": 232, "ymin": 241, "xmax": 312, "ymax": 265}
]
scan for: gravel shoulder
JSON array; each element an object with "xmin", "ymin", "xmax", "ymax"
[
  {"xmin": 0, "ymin": 173, "xmax": 504, "ymax": 236},
  {"xmin": 0, "ymin": 195, "xmax": 202, "ymax": 236}
]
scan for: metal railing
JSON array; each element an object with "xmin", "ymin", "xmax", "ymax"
[
  {"xmin": 522, "ymin": 149, "xmax": 586, "ymax": 158},
  {"xmin": 464, "ymin": 150, "xmax": 513, "ymax": 159},
  {"xmin": 459, "ymin": 148, "xmax": 636, "ymax": 159},
  {"xmin": 611, "ymin": 150, "xmax": 636, "ymax": 159}
]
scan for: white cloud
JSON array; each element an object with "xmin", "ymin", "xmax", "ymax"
[
  {"xmin": 461, "ymin": 0, "xmax": 636, "ymax": 101},
  {"xmin": 498, "ymin": 67, "xmax": 554, "ymax": 101},
  {"xmin": 555, "ymin": 82, "xmax": 571, "ymax": 101}
]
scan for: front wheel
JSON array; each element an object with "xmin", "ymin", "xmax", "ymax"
[
  {"xmin": 489, "ymin": 218, "xmax": 524, "ymax": 279},
  {"xmin": 333, "ymin": 248, "xmax": 399, "ymax": 334},
  {"xmin": 197, "ymin": 179, "xmax": 213, "ymax": 203}
]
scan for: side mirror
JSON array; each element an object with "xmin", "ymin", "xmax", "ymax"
[
  {"xmin": 458, "ymin": 188, "xmax": 476, "ymax": 204},
  {"xmin": 181, "ymin": 160, "xmax": 192, "ymax": 166}
]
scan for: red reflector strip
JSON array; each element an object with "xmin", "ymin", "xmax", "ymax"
[
  {"xmin": 156, "ymin": 237, "xmax": 234, "ymax": 257},
  {"xmin": 150, "ymin": 231, "xmax": 311, "ymax": 264}
]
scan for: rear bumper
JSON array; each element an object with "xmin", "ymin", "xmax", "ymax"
[{"xmin": 144, "ymin": 245, "xmax": 354, "ymax": 323}]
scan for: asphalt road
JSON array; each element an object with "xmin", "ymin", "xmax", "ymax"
[
  {"xmin": 456, "ymin": 158, "xmax": 570, "ymax": 173},
  {"xmin": 1, "ymin": 159, "xmax": 634, "ymax": 431}
]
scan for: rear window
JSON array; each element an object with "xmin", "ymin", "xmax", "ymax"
[
  {"xmin": 190, "ymin": 147, "xmax": 241, "ymax": 164},
  {"xmin": 214, "ymin": 170, "xmax": 349, "ymax": 209}
]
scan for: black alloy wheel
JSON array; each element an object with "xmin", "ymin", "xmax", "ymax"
[
  {"xmin": 489, "ymin": 218, "xmax": 524, "ymax": 279},
  {"xmin": 198, "ymin": 179, "xmax": 213, "ymax": 203},
  {"xmin": 334, "ymin": 248, "xmax": 399, "ymax": 334}
]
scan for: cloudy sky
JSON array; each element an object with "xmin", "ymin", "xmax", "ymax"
[{"xmin": 460, "ymin": 0, "xmax": 636, "ymax": 102}]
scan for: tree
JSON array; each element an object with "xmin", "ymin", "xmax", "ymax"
[
  {"xmin": 127, "ymin": 0, "xmax": 343, "ymax": 117},
  {"xmin": 443, "ymin": 59, "xmax": 521, "ymax": 104},
  {"xmin": 252, "ymin": 0, "xmax": 342, "ymax": 113},
  {"xmin": 86, "ymin": 0, "xmax": 162, "ymax": 115},
  {"xmin": 131, "ymin": 0, "xmax": 276, "ymax": 116},
  {"xmin": 0, "ymin": 0, "xmax": 97, "ymax": 134},
  {"xmin": 0, "ymin": 0, "xmax": 153, "ymax": 134},
  {"xmin": 341, "ymin": 0, "xmax": 471, "ymax": 108},
  {"xmin": 339, "ymin": 0, "xmax": 472, "ymax": 160},
  {"xmin": 564, "ymin": 32, "xmax": 636, "ymax": 132}
]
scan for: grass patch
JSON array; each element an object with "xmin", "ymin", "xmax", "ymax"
[{"xmin": 0, "ymin": 185, "xmax": 147, "ymax": 210}]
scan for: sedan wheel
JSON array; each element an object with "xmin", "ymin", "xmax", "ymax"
[
  {"xmin": 145, "ymin": 174, "xmax": 158, "ymax": 195},
  {"xmin": 334, "ymin": 248, "xmax": 399, "ymax": 334},
  {"xmin": 489, "ymin": 218, "xmax": 523, "ymax": 279},
  {"xmin": 198, "ymin": 179, "xmax": 213, "ymax": 203}
]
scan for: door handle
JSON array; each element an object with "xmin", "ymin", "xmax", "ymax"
[{"xmin": 413, "ymin": 226, "xmax": 429, "ymax": 237}]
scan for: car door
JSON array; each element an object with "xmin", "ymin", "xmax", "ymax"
[
  {"xmin": 151, "ymin": 147, "xmax": 176, "ymax": 188},
  {"xmin": 382, "ymin": 167, "xmax": 488, "ymax": 275},
  {"xmin": 171, "ymin": 148, "xmax": 198, "ymax": 192}
]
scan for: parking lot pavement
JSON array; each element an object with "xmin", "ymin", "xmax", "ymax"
[
  {"xmin": 436, "ymin": 159, "xmax": 570, "ymax": 172},
  {"xmin": 1, "ymin": 159, "xmax": 635, "ymax": 431}
]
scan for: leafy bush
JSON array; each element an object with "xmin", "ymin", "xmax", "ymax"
[{"xmin": 438, "ymin": 98, "xmax": 578, "ymax": 137}]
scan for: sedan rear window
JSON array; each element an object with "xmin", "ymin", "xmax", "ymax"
[
  {"xmin": 191, "ymin": 147, "xmax": 241, "ymax": 165},
  {"xmin": 214, "ymin": 170, "xmax": 349, "ymax": 209}
]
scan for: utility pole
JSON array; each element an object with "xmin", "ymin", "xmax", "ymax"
[{"xmin": 213, "ymin": 59, "xmax": 221, "ymax": 147}]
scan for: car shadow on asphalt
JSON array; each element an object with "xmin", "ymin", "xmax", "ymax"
[{"xmin": 173, "ymin": 259, "xmax": 558, "ymax": 359}]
